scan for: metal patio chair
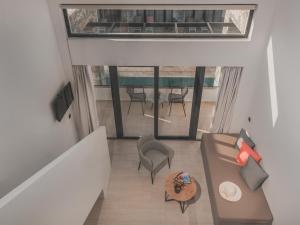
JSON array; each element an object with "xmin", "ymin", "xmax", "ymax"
[
  {"xmin": 126, "ymin": 87, "xmax": 146, "ymax": 115},
  {"xmin": 168, "ymin": 88, "xmax": 189, "ymax": 117}
]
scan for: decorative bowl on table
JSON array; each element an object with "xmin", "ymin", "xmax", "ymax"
[{"xmin": 173, "ymin": 171, "xmax": 191, "ymax": 193}]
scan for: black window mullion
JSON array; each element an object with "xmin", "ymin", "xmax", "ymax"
[
  {"xmin": 154, "ymin": 66, "xmax": 159, "ymax": 138},
  {"xmin": 109, "ymin": 66, "xmax": 123, "ymax": 138},
  {"xmin": 62, "ymin": 9, "xmax": 72, "ymax": 37},
  {"xmin": 189, "ymin": 67, "xmax": 205, "ymax": 139}
]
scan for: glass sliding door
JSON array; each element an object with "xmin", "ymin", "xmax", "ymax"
[
  {"xmin": 90, "ymin": 65, "xmax": 116, "ymax": 137},
  {"xmin": 197, "ymin": 67, "xmax": 222, "ymax": 139},
  {"xmin": 91, "ymin": 64, "xmax": 205, "ymax": 139},
  {"xmin": 117, "ymin": 66, "xmax": 154, "ymax": 137},
  {"xmin": 157, "ymin": 66, "xmax": 196, "ymax": 137}
]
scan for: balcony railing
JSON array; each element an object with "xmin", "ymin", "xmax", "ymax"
[{"xmin": 82, "ymin": 22, "xmax": 241, "ymax": 36}]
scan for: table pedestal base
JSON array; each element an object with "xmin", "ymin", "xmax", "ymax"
[{"xmin": 165, "ymin": 191, "xmax": 188, "ymax": 214}]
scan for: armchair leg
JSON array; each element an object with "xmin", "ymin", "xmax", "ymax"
[
  {"xmin": 138, "ymin": 161, "xmax": 141, "ymax": 171},
  {"xmin": 167, "ymin": 157, "xmax": 171, "ymax": 168},
  {"xmin": 151, "ymin": 172, "xmax": 154, "ymax": 184}
]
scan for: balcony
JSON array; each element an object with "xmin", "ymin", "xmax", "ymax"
[{"xmin": 91, "ymin": 66, "xmax": 221, "ymax": 138}]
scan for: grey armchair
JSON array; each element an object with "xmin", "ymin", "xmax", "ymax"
[{"xmin": 137, "ymin": 136, "xmax": 174, "ymax": 184}]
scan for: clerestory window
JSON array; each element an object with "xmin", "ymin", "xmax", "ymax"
[{"xmin": 62, "ymin": 4, "xmax": 256, "ymax": 38}]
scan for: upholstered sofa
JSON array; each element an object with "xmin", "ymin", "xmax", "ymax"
[{"xmin": 201, "ymin": 133, "xmax": 273, "ymax": 225}]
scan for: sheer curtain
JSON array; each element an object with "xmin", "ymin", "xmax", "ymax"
[
  {"xmin": 72, "ymin": 65, "xmax": 98, "ymax": 139},
  {"xmin": 212, "ymin": 67, "xmax": 243, "ymax": 133}
]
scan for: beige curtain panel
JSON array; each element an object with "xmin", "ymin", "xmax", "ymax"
[
  {"xmin": 72, "ymin": 65, "xmax": 98, "ymax": 139},
  {"xmin": 212, "ymin": 67, "xmax": 243, "ymax": 133}
]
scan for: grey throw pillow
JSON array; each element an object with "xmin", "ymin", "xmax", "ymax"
[
  {"xmin": 235, "ymin": 129, "xmax": 256, "ymax": 150},
  {"xmin": 240, "ymin": 156, "xmax": 269, "ymax": 191}
]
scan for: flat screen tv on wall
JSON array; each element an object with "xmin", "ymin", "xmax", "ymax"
[
  {"xmin": 53, "ymin": 82, "xmax": 74, "ymax": 122},
  {"xmin": 64, "ymin": 82, "xmax": 74, "ymax": 107}
]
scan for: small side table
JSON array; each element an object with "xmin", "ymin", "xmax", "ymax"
[{"xmin": 165, "ymin": 172, "xmax": 197, "ymax": 213}]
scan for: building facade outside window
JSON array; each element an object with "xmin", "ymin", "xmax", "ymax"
[{"xmin": 63, "ymin": 5, "xmax": 256, "ymax": 38}]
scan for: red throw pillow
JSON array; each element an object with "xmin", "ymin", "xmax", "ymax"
[
  {"xmin": 236, "ymin": 141, "xmax": 262, "ymax": 166},
  {"xmin": 236, "ymin": 150, "xmax": 249, "ymax": 166}
]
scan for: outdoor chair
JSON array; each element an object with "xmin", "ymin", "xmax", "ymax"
[
  {"xmin": 168, "ymin": 88, "xmax": 189, "ymax": 117},
  {"xmin": 126, "ymin": 87, "xmax": 146, "ymax": 115}
]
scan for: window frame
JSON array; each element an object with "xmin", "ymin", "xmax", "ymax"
[{"xmin": 62, "ymin": 4, "xmax": 256, "ymax": 39}]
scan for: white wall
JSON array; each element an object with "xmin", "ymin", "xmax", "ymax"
[
  {"xmin": 0, "ymin": 127, "xmax": 111, "ymax": 225},
  {"xmin": 246, "ymin": 1, "xmax": 300, "ymax": 224},
  {"xmin": 47, "ymin": 0, "xmax": 277, "ymax": 133},
  {"xmin": 0, "ymin": 0, "xmax": 78, "ymax": 198}
]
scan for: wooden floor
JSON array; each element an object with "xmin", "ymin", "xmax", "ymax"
[
  {"xmin": 84, "ymin": 139, "xmax": 214, "ymax": 225},
  {"xmin": 96, "ymin": 101, "xmax": 215, "ymax": 138}
]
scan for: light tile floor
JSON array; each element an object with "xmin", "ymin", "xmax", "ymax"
[{"xmin": 84, "ymin": 139, "xmax": 214, "ymax": 225}]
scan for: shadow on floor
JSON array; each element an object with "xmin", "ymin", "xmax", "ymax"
[{"xmin": 186, "ymin": 180, "xmax": 202, "ymax": 209}]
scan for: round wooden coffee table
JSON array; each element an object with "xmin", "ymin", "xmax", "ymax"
[{"xmin": 165, "ymin": 172, "xmax": 197, "ymax": 213}]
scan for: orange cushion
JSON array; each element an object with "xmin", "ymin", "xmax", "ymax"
[
  {"xmin": 236, "ymin": 150, "xmax": 250, "ymax": 166},
  {"xmin": 236, "ymin": 141, "xmax": 262, "ymax": 166}
]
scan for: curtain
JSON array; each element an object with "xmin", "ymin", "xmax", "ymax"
[
  {"xmin": 212, "ymin": 67, "xmax": 243, "ymax": 133},
  {"xmin": 72, "ymin": 65, "xmax": 98, "ymax": 139}
]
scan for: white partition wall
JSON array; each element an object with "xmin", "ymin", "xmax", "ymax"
[{"xmin": 0, "ymin": 127, "xmax": 111, "ymax": 225}]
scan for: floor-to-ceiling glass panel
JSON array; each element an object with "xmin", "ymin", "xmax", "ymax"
[
  {"xmin": 90, "ymin": 65, "xmax": 116, "ymax": 137},
  {"xmin": 117, "ymin": 66, "xmax": 154, "ymax": 137},
  {"xmin": 158, "ymin": 66, "xmax": 195, "ymax": 136},
  {"xmin": 197, "ymin": 66, "xmax": 222, "ymax": 139}
]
